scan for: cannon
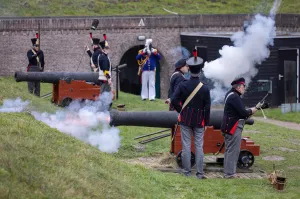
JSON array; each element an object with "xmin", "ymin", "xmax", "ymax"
[
  {"xmin": 14, "ymin": 71, "xmax": 114, "ymax": 106},
  {"xmin": 109, "ymin": 109, "xmax": 254, "ymax": 128},
  {"xmin": 110, "ymin": 110, "xmax": 259, "ymax": 169},
  {"xmin": 14, "ymin": 71, "xmax": 99, "ymax": 83}
]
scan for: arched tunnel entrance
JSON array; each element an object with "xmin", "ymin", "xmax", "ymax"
[{"xmin": 119, "ymin": 45, "xmax": 162, "ymax": 98}]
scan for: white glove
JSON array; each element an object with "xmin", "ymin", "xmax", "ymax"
[
  {"xmin": 165, "ymin": 98, "xmax": 170, "ymax": 104},
  {"xmin": 151, "ymin": 48, "xmax": 157, "ymax": 54}
]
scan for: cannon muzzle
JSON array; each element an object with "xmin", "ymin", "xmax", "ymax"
[
  {"xmin": 109, "ymin": 110, "xmax": 254, "ymax": 129},
  {"xmin": 14, "ymin": 71, "xmax": 99, "ymax": 83}
]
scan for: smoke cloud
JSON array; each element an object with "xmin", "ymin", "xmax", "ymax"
[
  {"xmin": 1, "ymin": 93, "xmax": 121, "ymax": 153},
  {"xmin": 171, "ymin": 46, "xmax": 191, "ymax": 61},
  {"xmin": 0, "ymin": 97, "xmax": 30, "ymax": 112},
  {"xmin": 202, "ymin": 0, "xmax": 280, "ymax": 103}
]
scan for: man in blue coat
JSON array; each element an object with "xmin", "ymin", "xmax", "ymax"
[
  {"xmin": 136, "ymin": 39, "xmax": 161, "ymax": 101},
  {"xmin": 27, "ymin": 36, "xmax": 45, "ymax": 97},
  {"xmin": 221, "ymin": 77, "xmax": 264, "ymax": 179},
  {"xmin": 171, "ymin": 53, "xmax": 211, "ymax": 179},
  {"xmin": 165, "ymin": 58, "xmax": 189, "ymax": 110}
]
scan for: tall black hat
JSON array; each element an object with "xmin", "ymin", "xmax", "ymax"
[
  {"xmin": 31, "ymin": 32, "xmax": 39, "ymax": 46},
  {"xmin": 31, "ymin": 38, "xmax": 38, "ymax": 46},
  {"xmin": 92, "ymin": 38, "xmax": 100, "ymax": 45},
  {"xmin": 186, "ymin": 49, "xmax": 203, "ymax": 74},
  {"xmin": 91, "ymin": 19, "xmax": 99, "ymax": 30}
]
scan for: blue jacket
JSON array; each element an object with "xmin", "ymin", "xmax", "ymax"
[
  {"xmin": 136, "ymin": 52, "xmax": 161, "ymax": 71},
  {"xmin": 171, "ymin": 77, "xmax": 211, "ymax": 128},
  {"xmin": 221, "ymin": 89, "xmax": 252, "ymax": 135}
]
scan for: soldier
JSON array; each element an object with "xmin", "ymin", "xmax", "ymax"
[
  {"xmin": 136, "ymin": 39, "xmax": 161, "ymax": 101},
  {"xmin": 90, "ymin": 37, "xmax": 102, "ymax": 72},
  {"xmin": 221, "ymin": 77, "xmax": 265, "ymax": 179},
  {"xmin": 171, "ymin": 51, "xmax": 211, "ymax": 179},
  {"xmin": 165, "ymin": 58, "xmax": 189, "ymax": 111},
  {"xmin": 26, "ymin": 35, "xmax": 45, "ymax": 97},
  {"xmin": 97, "ymin": 34, "xmax": 112, "ymax": 94}
]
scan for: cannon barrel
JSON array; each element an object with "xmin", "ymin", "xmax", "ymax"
[
  {"xmin": 14, "ymin": 71, "xmax": 99, "ymax": 83},
  {"xmin": 109, "ymin": 110, "xmax": 254, "ymax": 129}
]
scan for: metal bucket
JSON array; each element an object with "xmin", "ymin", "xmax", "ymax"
[
  {"xmin": 273, "ymin": 176, "xmax": 287, "ymax": 191},
  {"xmin": 291, "ymin": 103, "xmax": 300, "ymax": 112},
  {"xmin": 281, "ymin": 104, "xmax": 291, "ymax": 114}
]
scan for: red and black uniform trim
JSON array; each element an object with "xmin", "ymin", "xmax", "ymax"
[{"xmin": 221, "ymin": 89, "xmax": 252, "ymax": 135}]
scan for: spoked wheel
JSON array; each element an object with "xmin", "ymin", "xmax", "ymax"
[
  {"xmin": 237, "ymin": 150, "xmax": 254, "ymax": 169},
  {"xmin": 61, "ymin": 97, "xmax": 72, "ymax": 107},
  {"xmin": 176, "ymin": 151, "xmax": 196, "ymax": 168}
]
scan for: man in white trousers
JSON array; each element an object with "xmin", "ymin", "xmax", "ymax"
[{"xmin": 136, "ymin": 40, "xmax": 161, "ymax": 101}]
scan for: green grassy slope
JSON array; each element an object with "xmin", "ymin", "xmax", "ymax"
[
  {"xmin": 0, "ymin": 0, "xmax": 299, "ymax": 17},
  {"xmin": 1, "ymin": 77, "xmax": 300, "ymax": 198}
]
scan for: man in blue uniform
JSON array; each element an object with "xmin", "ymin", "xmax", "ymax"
[
  {"xmin": 86, "ymin": 33, "xmax": 100, "ymax": 72},
  {"xmin": 136, "ymin": 39, "xmax": 161, "ymax": 101},
  {"xmin": 90, "ymin": 37, "xmax": 102, "ymax": 73},
  {"xmin": 221, "ymin": 77, "xmax": 264, "ymax": 179},
  {"xmin": 27, "ymin": 36, "xmax": 45, "ymax": 97},
  {"xmin": 97, "ymin": 34, "xmax": 112, "ymax": 94},
  {"xmin": 165, "ymin": 58, "xmax": 189, "ymax": 111},
  {"xmin": 171, "ymin": 52, "xmax": 211, "ymax": 179}
]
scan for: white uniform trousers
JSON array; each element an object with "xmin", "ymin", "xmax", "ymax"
[{"xmin": 141, "ymin": 70, "xmax": 156, "ymax": 100}]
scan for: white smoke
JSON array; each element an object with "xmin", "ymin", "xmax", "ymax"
[
  {"xmin": 1, "ymin": 93, "xmax": 121, "ymax": 153},
  {"xmin": 0, "ymin": 97, "xmax": 30, "ymax": 112},
  {"xmin": 270, "ymin": 0, "xmax": 282, "ymax": 18},
  {"xmin": 203, "ymin": 0, "xmax": 280, "ymax": 103},
  {"xmin": 171, "ymin": 46, "xmax": 191, "ymax": 60}
]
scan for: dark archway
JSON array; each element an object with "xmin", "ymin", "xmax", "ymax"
[{"xmin": 119, "ymin": 45, "xmax": 161, "ymax": 98}]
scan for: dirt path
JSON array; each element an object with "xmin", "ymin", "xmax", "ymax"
[
  {"xmin": 125, "ymin": 153, "xmax": 268, "ymax": 179},
  {"xmin": 254, "ymin": 117, "xmax": 300, "ymax": 131}
]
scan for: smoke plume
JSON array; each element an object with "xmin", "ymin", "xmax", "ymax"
[
  {"xmin": 1, "ymin": 93, "xmax": 121, "ymax": 153},
  {"xmin": 202, "ymin": 0, "xmax": 280, "ymax": 103},
  {"xmin": 171, "ymin": 46, "xmax": 191, "ymax": 61},
  {"xmin": 0, "ymin": 97, "xmax": 30, "ymax": 112}
]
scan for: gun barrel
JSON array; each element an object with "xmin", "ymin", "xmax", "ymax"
[
  {"xmin": 109, "ymin": 110, "xmax": 254, "ymax": 129},
  {"xmin": 14, "ymin": 71, "xmax": 99, "ymax": 83}
]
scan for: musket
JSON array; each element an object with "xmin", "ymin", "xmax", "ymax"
[{"xmin": 260, "ymin": 93, "xmax": 269, "ymax": 103}]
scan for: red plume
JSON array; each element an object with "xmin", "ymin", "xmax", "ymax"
[
  {"xmin": 103, "ymin": 34, "xmax": 107, "ymax": 40},
  {"xmin": 89, "ymin": 32, "xmax": 93, "ymax": 39},
  {"xmin": 36, "ymin": 33, "xmax": 39, "ymax": 39},
  {"xmin": 192, "ymin": 49, "xmax": 197, "ymax": 58}
]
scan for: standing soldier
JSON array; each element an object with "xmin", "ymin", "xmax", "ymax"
[
  {"xmin": 27, "ymin": 33, "xmax": 45, "ymax": 97},
  {"xmin": 136, "ymin": 39, "xmax": 161, "ymax": 101},
  {"xmin": 165, "ymin": 58, "xmax": 189, "ymax": 110},
  {"xmin": 97, "ymin": 34, "xmax": 112, "ymax": 94},
  {"xmin": 90, "ymin": 36, "xmax": 102, "ymax": 72},
  {"xmin": 221, "ymin": 77, "xmax": 265, "ymax": 179},
  {"xmin": 86, "ymin": 32, "xmax": 99, "ymax": 72},
  {"xmin": 171, "ymin": 50, "xmax": 211, "ymax": 179}
]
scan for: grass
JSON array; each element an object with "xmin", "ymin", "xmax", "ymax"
[
  {"xmin": 1, "ymin": 76, "xmax": 300, "ymax": 198},
  {"xmin": 255, "ymin": 108, "xmax": 300, "ymax": 124},
  {"xmin": 0, "ymin": 0, "xmax": 300, "ymax": 16}
]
